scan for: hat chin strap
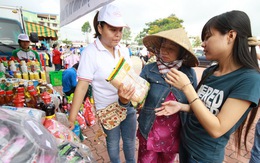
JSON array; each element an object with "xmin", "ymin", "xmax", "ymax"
[
  {"xmin": 155, "ymin": 53, "xmax": 173, "ymax": 68},
  {"xmin": 155, "ymin": 53, "xmax": 183, "ymax": 68}
]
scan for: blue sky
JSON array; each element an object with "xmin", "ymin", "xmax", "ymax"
[{"xmin": 1, "ymin": 0, "xmax": 260, "ymax": 42}]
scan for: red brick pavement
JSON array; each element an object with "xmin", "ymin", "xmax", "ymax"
[{"xmin": 49, "ymin": 67, "xmax": 259, "ymax": 163}]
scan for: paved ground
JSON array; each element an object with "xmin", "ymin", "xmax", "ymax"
[{"xmin": 47, "ymin": 66, "xmax": 259, "ymax": 163}]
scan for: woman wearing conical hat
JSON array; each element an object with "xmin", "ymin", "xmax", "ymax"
[{"xmin": 137, "ymin": 28, "xmax": 198, "ymax": 163}]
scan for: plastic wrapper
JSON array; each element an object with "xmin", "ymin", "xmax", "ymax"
[
  {"xmin": 55, "ymin": 112, "xmax": 70, "ymax": 127},
  {"xmin": 50, "ymin": 91, "xmax": 61, "ymax": 112},
  {"xmin": 0, "ymin": 109, "xmax": 58, "ymax": 163},
  {"xmin": 0, "ymin": 106, "xmax": 46, "ymax": 124},
  {"xmin": 107, "ymin": 57, "xmax": 150, "ymax": 107},
  {"xmin": 76, "ymin": 112, "xmax": 87, "ymax": 130},
  {"xmin": 58, "ymin": 141, "xmax": 96, "ymax": 163},
  {"xmin": 43, "ymin": 118, "xmax": 80, "ymax": 145},
  {"xmin": 82, "ymin": 97, "xmax": 96, "ymax": 127}
]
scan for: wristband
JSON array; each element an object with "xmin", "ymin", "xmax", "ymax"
[
  {"xmin": 189, "ymin": 97, "xmax": 199, "ymax": 105},
  {"xmin": 181, "ymin": 82, "xmax": 191, "ymax": 91}
]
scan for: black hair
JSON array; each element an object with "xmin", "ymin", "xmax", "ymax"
[
  {"xmin": 72, "ymin": 62, "xmax": 79, "ymax": 70},
  {"xmin": 201, "ymin": 10, "xmax": 259, "ymax": 71},
  {"xmin": 52, "ymin": 43, "xmax": 58, "ymax": 49}
]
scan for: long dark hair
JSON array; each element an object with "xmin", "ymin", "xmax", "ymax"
[{"xmin": 201, "ymin": 10, "xmax": 260, "ymax": 152}]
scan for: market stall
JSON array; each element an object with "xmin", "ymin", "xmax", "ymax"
[{"xmin": 0, "ymin": 57, "xmax": 96, "ymax": 162}]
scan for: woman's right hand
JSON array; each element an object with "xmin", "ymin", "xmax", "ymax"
[{"xmin": 69, "ymin": 120, "xmax": 75, "ymax": 130}]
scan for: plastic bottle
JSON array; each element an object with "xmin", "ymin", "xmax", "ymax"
[
  {"xmin": 5, "ymin": 90, "xmax": 13, "ymax": 106},
  {"xmin": 14, "ymin": 72, "xmax": 22, "ymax": 79},
  {"xmin": 2, "ymin": 57, "xmax": 8, "ymax": 67},
  {"xmin": 34, "ymin": 72, "xmax": 40, "ymax": 80},
  {"xmin": 42, "ymin": 94, "xmax": 56, "ymax": 118},
  {"xmin": 22, "ymin": 72, "xmax": 29, "ymax": 80},
  {"xmin": 0, "ymin": 62, "xmax": 6, "ymax": 73},
  {"xmin": 40, "ymin": 71, "xmax": 46, "ymax": 81},
  {"xmin": 72, "ymin": 121, "xmax": 80, "ymax": 137},
  {"xmin": 12, "ymin": 96, "xmax": 25, "ymax": 107},
  {"xmin": 29, "ymin": 72, "xmax": 34, "ymax": 80},
  {"xmin": 26, "ymin": 59, "xmax": 31, "ymax": 72},
  {"xmin": 0, "ymin": 90, "xmax": 6, "ymax": 105},
  {"xmin": 61, "ymin": 95, "xmax": 68, "ymax": 113}
]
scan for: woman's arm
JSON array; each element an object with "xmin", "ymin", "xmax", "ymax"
[
  {"xmin": 158, "ymin": 68, "xmax": 251, "ymax": 138},
  {"xmin": 155, "ymin": 100, "xmax": 191, "ymax": 116},
  {"xmin": 68, "ymin": 80, "xmax": 89, "ymax": 129}
]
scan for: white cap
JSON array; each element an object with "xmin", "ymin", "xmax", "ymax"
[
  {"xmin": 98, "ymin": 4, "xmax": 126, "ymax": 27},
  {"xmin": 18, "ymin": 34, "xmax": 30, "ymax": 41}
]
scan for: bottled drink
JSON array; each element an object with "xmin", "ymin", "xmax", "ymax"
[
  {"xmin": 0, "ymin": 90, "xmax": 6, "ymax": 105},
  {"xmin": 13, "ymin": 96, "xmax": 25, "ymax": 107},
  {"xmin": 61, "ymin": 95, "xmax": 68, "ymax": 113},
  {"xmin": 5, "ymin": 90, "xmax": 13, "ymax": 106},
  {"xmin": 42, "ymin": 94, "xmax": 56, "ymax": 118},
  {"xmin": 72, "ymin": 121, "xmax": 80, "ymax": 137}
]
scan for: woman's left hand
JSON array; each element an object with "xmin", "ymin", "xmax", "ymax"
[
  {"xmin": 166, "ymin": 68, "xmax": 191, "ymax": 90},
  {"xmin": 118, "ymin": 83, "xmax": 135, "ymax": 104},
  {"xmin": 155, "ymin": 101, "xmax": 181, "ymax": 116}
]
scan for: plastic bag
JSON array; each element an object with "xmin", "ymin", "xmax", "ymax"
[
  {"xmin": 0, "ymin": 109, "xmax": 58, "ymax": 163},
  {"xmin": 58, "ymin": 141, "xmax": 96, "ymax": 163},
  {"xmin": 1, "ymin": 106, "xmax": 46, "ymax": 124},
  {"xmin": 43, "ymin": 118, "xmax": 80, "ymax": 144},
  {"xmin": 82, "ymin": 97, "xmax": 96, "ymax": 126},
  {"xmin": 55, "ymin": 112, "xmax": 70, "ymax": 127}
]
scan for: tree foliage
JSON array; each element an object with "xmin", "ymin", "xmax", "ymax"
[
  {"xmin": 135, "ymin": 14, "xmax": 184, "ymax": 45},
  {"xmin": 147, "ymin": 14, "xmax": 184, "ymax": 34},
  {"xmin": 134, "ymin": 31, "xmax": 147, "ymax": 45},
  {"xmin": 62, "ymin": 38, "xmax": 72, "ymax": 45},
  {"xmin": 81, "ymin": 21, "xmax": 91, "ymax": 34},
  {"xmin": 122, "ymin": 27, "xmax": 131, "ymax": 44},
  {"xmin": 193, "ymin": 36, "xmax": 202, "ymax": 47}
]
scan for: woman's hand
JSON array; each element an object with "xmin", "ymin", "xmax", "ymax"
[
  {"xmin": 68, "ymin": 120, "xmax": 75, "ymax": 130},
  {"xmin": 155, "ymin": 101, "xmax": 182, "ymax": 116},
  {"xmin": 118, "ymin": 83, "xmax": 135, "ymax": 104},
  {"xmin": 166, "ymin": 68, "xmax": 191, "ymax": 91}
]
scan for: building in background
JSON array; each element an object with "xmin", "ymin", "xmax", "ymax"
[{"xmin": 22, "ymin": 10, "xmax": 60, "ymax": 38}]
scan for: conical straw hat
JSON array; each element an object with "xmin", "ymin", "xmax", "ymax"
[{"xmin": 143, "ymin": 28, "xmax": 198, "ymax": 67}]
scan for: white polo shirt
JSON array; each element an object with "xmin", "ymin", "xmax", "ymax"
[{"xmin": 78, "ymin": 38, "xmax": 132, "ymax": 111}]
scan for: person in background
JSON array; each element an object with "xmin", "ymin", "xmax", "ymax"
[
  {"xmin": 155, "ymin": 10, "xmax": 260, "ymax": 163},
  {"xmin": 137, "ymin": 28, "xmax": 198, "ymax": 163},
  {"xmin": 68, "ymin": 4, "xmax": 137, "ymax": 163},
  {"xmin": 126, "ymin": 44, "xmax": 133, "ymax": 57},
  {"xmin": 39, "ymin": 43, "xmax": 46, "ymax": 50},
  {"xmin": 79, "ymin": 45, "xmax": 84, "ymax": 55},
  {"xmin": 52, "ymin": 43, "xmax": 62, "ymax": 71},
  {"xmin": 12, "ymin": 33, "xmax": 42, "ymax": 67},
  {"xmin": 62, "ymin": 62, "xmax": 79, "ymax": 96},
  {"xmin": 146, "ymin": 51, "xmax": 156, "ymax": 65},
  {"xmin": 249, "ymin": 51, "xmax": 260, "ymax": 163},
  {"xmin": 59, "ymin": 46, "xmax": 63, "ymax": 53},
  {"xmin": 31, "ymin": 45, "xmax": 37, "ymax": 51}
]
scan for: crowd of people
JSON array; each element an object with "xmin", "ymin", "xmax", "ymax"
[
  {"xmin": 12, "ymin": 33, "xmax": 83, "ymax": 72},
  {"xmin": 66, "ymin": 4, "xmax": 260, "ymax": 163},
  {"xmin": 11, "ymin": 3, "xmax": 260, "ymax": 163}
]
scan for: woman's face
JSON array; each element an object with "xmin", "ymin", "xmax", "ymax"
[
  {"xmin": 98, "ymin": 23, "xmax": 123, "ymax": 49},
  {"xmin": 201, "ymin": 28, "xmax": 232, "ymax": 62},
  {"xmin": 159, "ymin": 39, "xmax": 180, "ymax": 63}
]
